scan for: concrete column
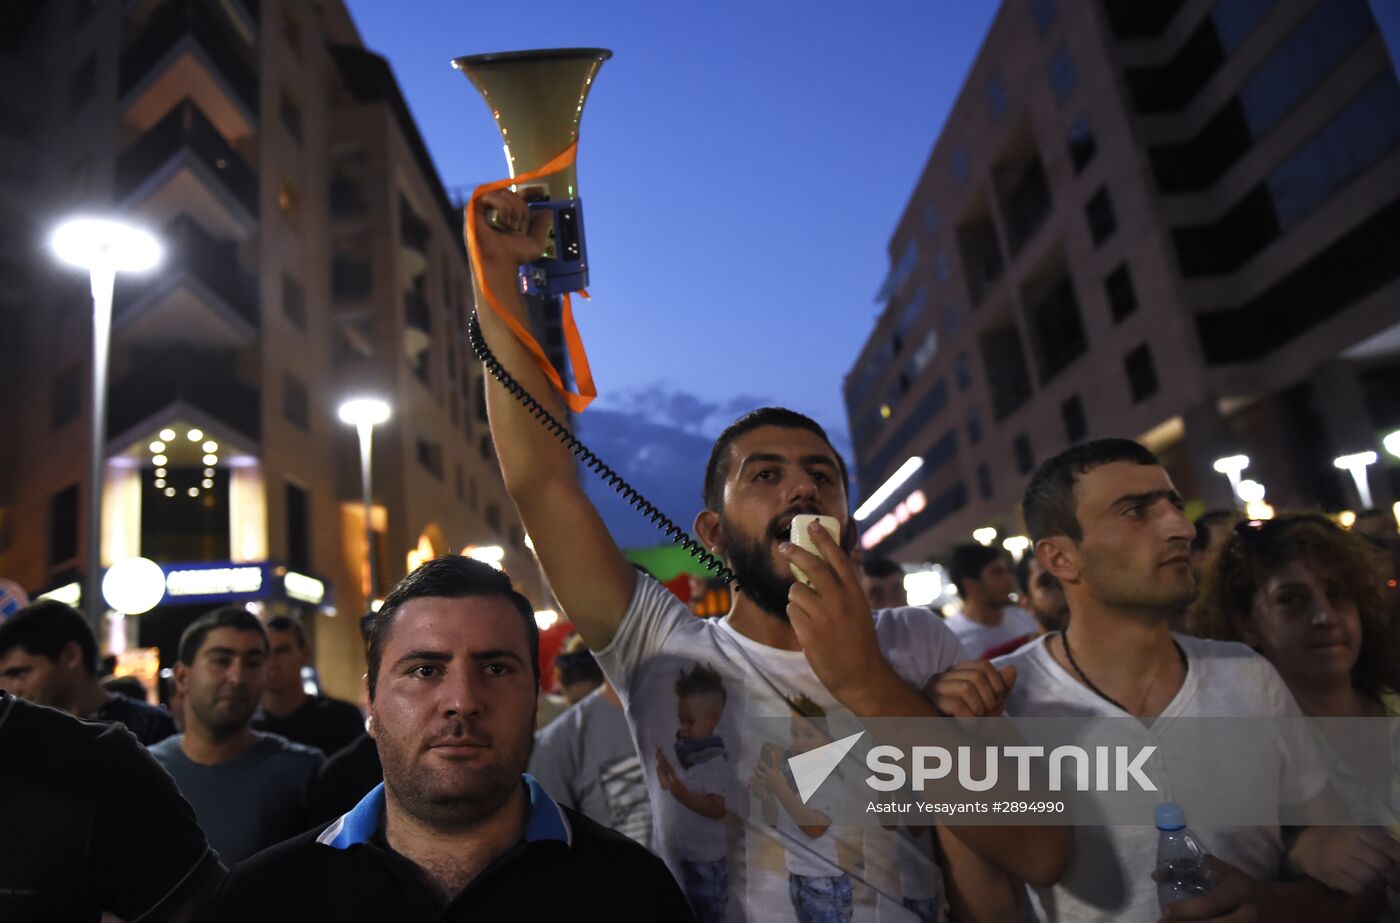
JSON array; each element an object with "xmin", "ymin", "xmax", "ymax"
[
  {"xmin": 1182, "ymin": 401, "xmax": 1240, "ymax": 511},
  {"xmin": 1310, "ymin": 360, "xmax": 1394, "ymax": 510}
]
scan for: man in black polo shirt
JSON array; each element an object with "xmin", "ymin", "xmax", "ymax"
[
  {"xmin": 0, "ymin": 689, "xmax": 223, "ymax": 920},
  {"xmin": 0, "ymin": 600, "xmax": 176, "ymax": 745},
  {"xmin": 214, "ymin": 555, "xmax": 692, "ymax": 921},
  {"xmin": 252, "ymin": 615, "xmax": 366, "ymax": 756}
]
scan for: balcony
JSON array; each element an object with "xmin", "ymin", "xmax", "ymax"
[
  {"xmin": 113, "ymin": 214, "xmax": 258, "ymax": 346},
  {"xmin": 400, "ymin": 196, "xmax": 430, "ymax": 254},
  {"xmin": 116, "ymin": 100, "xmax": 258, "ymax": 237},
  {"xmin": 108, "ymin": 346, "xmax": 260, "ymax": 445},
  {"xmin": 120, "ymin": 0, "xmax": 258, "ymax": 140}
]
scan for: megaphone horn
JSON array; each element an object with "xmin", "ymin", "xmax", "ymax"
[{"xmin": 453, "ymin": 48, "xmax": 611, "ymax": 296}]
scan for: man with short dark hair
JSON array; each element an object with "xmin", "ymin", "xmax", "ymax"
[
  {"xmin": 980, "ymin": 554, "xmax": 1070, "ymax": 660},
  {"xmin": 988, "ymin": 438, "xmax": 1382, "ymax": 921},
  {"xmin": 0, "ymin": 599, "xmax": 176, "ymax": 744},
  {"xmin": 943, "ymin": 544, "xmax": 1040, "ymax": 658},
  {"xmin": 469, "ymin": 188, "xmax": 1069, "ymax": 921},
  {"xmin": 859, "ymin": 556, "xmax": 909, "ymax": 609},
  {"xmin": 252, "ymin": 615, "xmax": 366, "ymax": 756},
  {"xmin": 150, "ymin": 607, "xmax": 322, "ymax": 866},
  {"xmin": 0, "ymin": 688, "xmax": 224, "ymax": 920},
  {"xmin": 214, "ymin": 555, "xmax": 693, "ymax": 921}
]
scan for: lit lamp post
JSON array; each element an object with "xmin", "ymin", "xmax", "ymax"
[
  {"xmin": 51, "ymin": 217, "xmax": 162, "ymax": 635},
  {"xmin": 338, "ymin": 397, "xmax": 392, "ymax": 602},
  {"xmin": 1334, "ymin": 451, "xmax": 1378, "ymax": 510},
  {"xmin": 1383, "ymin": 430, "xmax": 1400, "ymax": 460},
  {"xmin": 1212, "ymin": 455, "xmax": 1250, "ymax": 509}
]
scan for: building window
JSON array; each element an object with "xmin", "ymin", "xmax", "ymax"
[
  {"xmin": 455, "ymin": 464, "xmax": 465, "ymax": 502},
  {"xmin": 69, "ymin": 52, "xmax": 95, "ymax": 115},
  {"xmin": 967, "ymin": 406, "xmax": 983, "ymax": 446},
  {"xmin": 1125, "ymin": 344, "xmax": 1159, "ymax": 402},
  {"xmin": 1104, "ymin": 263, "xmax": 1138, "ymax": 322},
  {"xmin": 945, "ymin": 304, "xmax": 962, "ymax": 337},
  {"xmin": 934, "ymin": 252, "xmax": 951, "ymax": 282},
  {"xmin": 1062, "ymin": 394, "xmax": 1088, "ymax": 442},
  {"xmin": 1031, "ymin": 0, "xmax": 1058, "ymax": 35},
  {"xmin": 285, "ymin": 482, "xmax": 310, "ymax": 570},
  {"xmin": 1067, "ymin": 118, "xmax": 1096, "ymax": 173},
  {"xmin": 955, "ymin": 352, "xmax": 971, "ymax": 391},
  {"xmin": 469, "ymin": 478, "xmax": 479, "ymax": 511},
  {"xmin": 280, "ymin": 2, "xmax": 303, "ymax": 58},
  {"xmin": 977, "ymin": 463, "xmax": 994, "ymax": 500},
  {"xmin": 485, "ymin": 504, "xmax": 502, "ymax": 534},
  {"xmin": 923, "ymin": 204, "xmax": 940, "ymax": 234},
  {"xmin": 952, "ymin": 147, "xmax": 970, "ymax": 184},
  {"xmin": 416, "ymin": 439, "xmax": 443, "ymax": 480},
  {"xmin": 1013, "ymin": 433, "xmax": 1035, "ymax": 475},
  {"xmin": 1085, "ymin": 186, "xmax": 1117, "ymax": 245},
  {"xmin": 281, "ymin": 273, "xmax": 305, "ymax": 329},
  {"xmin": 48, "ymin": 483, "xmax": 79, "ymax": 568},
  {"xmin": 1048, "ymin": 45, "xmax": 1076, "ymax": 104},
  {"xmin": 279, "ymin": 90, "xmax": 302, "ymax": 143},
  {"xmin": 51, "ymin": 363, "xmax": 81, "ymax": 429},
  {"xmin": 279, "ymin": 178, "xmax": 302, "ymax": 229},
  {"xmin": 283, "ymin": 373, "xmax": 309, "ymax": 430},
  {"xmin": 986, "ymin": 74, "xmax": 1008, "ymax": 121},
  {"xmin": 479, "ymin": 434, "xmax": 492, "ymax": 461}
]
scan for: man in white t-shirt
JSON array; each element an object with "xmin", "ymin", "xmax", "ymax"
[
  {"xmin": 981, "ymin": 438, "xmax": 1385, "ymax": 922},
  {"xmin": 942, "ymin": 544, "xmax": 1040, "ymax": 659},
  {"xmin": 469, "ymin": 187, "xmax": 1070, "ymax": 922}
]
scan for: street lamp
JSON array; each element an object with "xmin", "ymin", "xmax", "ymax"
[
  {"xmin": 1334, "ymin": 451, "xmax": 1378, "ymax": 510},
  {"xmin": 972, "ymin": 527, "xmax": 997, "ymax": 547},
  {"xmin": 51, "ymin": 217, "xmax": 162, "ymax": 635},
  {"xmin": 1383, "ymin": 430, "xmax": 1400, "ymax": 460},
  {"xmin": 338, "ymin": 397, "xmax": 392, "ymax": 601},
  {"xmin": 1212, "ymin": 455, "xmax": 1250, "ymax": 507}
]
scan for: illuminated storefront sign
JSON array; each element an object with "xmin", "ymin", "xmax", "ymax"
[
  {"xmin": 166, "ymin": 565, "xmax": 265, "ymax": 598},
  {"xmin": 860, "ymin": 489, "xmax": 927, "ymax": 550},
  {"xmin": 283, "ymin": 571, "xmax": 326, "ymax": 605}
]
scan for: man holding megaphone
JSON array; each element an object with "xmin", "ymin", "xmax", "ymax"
[{"xmin": 470, "ymin": 185, "xmax": 1069, "ymax": 923}]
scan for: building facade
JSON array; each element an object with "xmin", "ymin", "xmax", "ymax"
[
  {"xmin": 845, "ymin": 0, "xmax": 1400, "ymax": 562},
  {"xmin": 0, "ymin": 0, "xmax": 547, "ymax": 700}
]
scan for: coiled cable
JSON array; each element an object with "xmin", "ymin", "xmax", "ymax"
[{"xmin": 468, "ymin": 311, "xmax": 735, "ymax": 584}]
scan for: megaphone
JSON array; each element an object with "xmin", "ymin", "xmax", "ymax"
[{"xmin": 452, "ymin": 48, "xmax": 611, "ymax": 297}]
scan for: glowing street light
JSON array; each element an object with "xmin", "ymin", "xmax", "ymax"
[
  {"xmin": 1334, "ymin": 452, "xmax": 1378, "ymax": 509},
  {"xmin": 339, "ymin": 397, "xmax": 393, "ymax": 600},
  {"xmin": 972, "ymin": 527, "xmax": 997, "ymax": 547},
  {"xmin": 1212, "ymin": 454, "xmax": 1250, "ymax": 507},
  {"xmin": 1002, "ymin": 535, "xmax": 1031, "ymax": 562},
  {"xmin": 1384, "ymin": 430, "xmax": 1400, "ymax": 460},
  {"xmin": 51, "ymin": 216, "xmax": 162, "ymax": 633},
  {"xmin": 1236, "ymin": 480, "xmax": 1266, "ymax": 503}
]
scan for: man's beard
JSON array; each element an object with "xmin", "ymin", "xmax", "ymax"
[
  {"xmin": 718, "ymin": 507, "xmax": 855, "ymax": 621},
  {"xmin": 722, "ymin": 518, "xmax": 795, "ymax": 620}
]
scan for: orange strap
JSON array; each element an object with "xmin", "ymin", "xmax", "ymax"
[{"xmin": 466, "ymin": 141, "xmax": 597, "ymax": 413}]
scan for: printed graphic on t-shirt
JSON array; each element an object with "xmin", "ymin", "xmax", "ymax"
[{"xmin": 599, "ymin": 753, "xmax": 653, "ymax": 848}]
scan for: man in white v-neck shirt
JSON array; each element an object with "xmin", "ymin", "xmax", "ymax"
[
  {"xmin": 982, "ymin": 439, "xmax": 1385, "ymax": 922},
  {"xmin": 469, "ymin": 187, "xmax": 1071, "ymax": 922}
]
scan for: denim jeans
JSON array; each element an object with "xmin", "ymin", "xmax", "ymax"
[
  {"xmin": 680, "ymin": 857, "xmax": 729, "ymax": 923},
  {"xmin": 788, "ymin": 872, "xmax": 854, "ymax": 923}
]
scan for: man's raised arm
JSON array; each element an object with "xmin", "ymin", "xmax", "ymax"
[{"xmin": 468, "ymin": 190, "xmax": 636, "ymax": 649}]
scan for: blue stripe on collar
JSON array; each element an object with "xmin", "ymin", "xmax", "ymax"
[
  {"xmin": 317, "ymin": 782, "xmax": 385, "ymax": 848},
  {"xmin": 523, "ymin": 773, "xmax": 572, "ymax": 846},
  {"xmin": 315, "ymin": 775, "xmax": 571, "ymax": 850}
]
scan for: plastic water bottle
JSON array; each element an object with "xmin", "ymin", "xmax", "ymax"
[{"xmin": 1155, "ymin": 803, "xmax": 1217, "ymax": 909}]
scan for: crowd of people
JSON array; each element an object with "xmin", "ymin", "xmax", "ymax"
[{"xmin": 1, "ymin": 184, "xmax": 1398, "ymax": 921}]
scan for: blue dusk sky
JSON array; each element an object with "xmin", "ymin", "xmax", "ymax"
[{"xmin": 342, "ymin": 0, "xmax": 999, "ymax": 544}]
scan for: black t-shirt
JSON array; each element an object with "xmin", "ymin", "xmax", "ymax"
[
  {"xmin": 309, "ymin": 732, "xmax": 382, "ymax": 826},
  {"xmin": 214, "ymin": 795, "xmax": 694, "ymax": 922},
  {"xmin": 251, "ymin": 694, "xmax": 365, "ymax": 756},
  {"xmin": 0, "ymin": 690, "xmax": 220, "ymax": 922},
  {"xmin": 90, "ymin": 692, "xmax": 177, "ymax": 746}
]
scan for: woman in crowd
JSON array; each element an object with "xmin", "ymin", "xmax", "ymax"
[
  {"xmin": 1193, "ymin": 512, "xmax": 1400, "ymax": 718},
  {"xmin": 1194, "ymin": 512, "xmax": 1400, "ymax": 913}
]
